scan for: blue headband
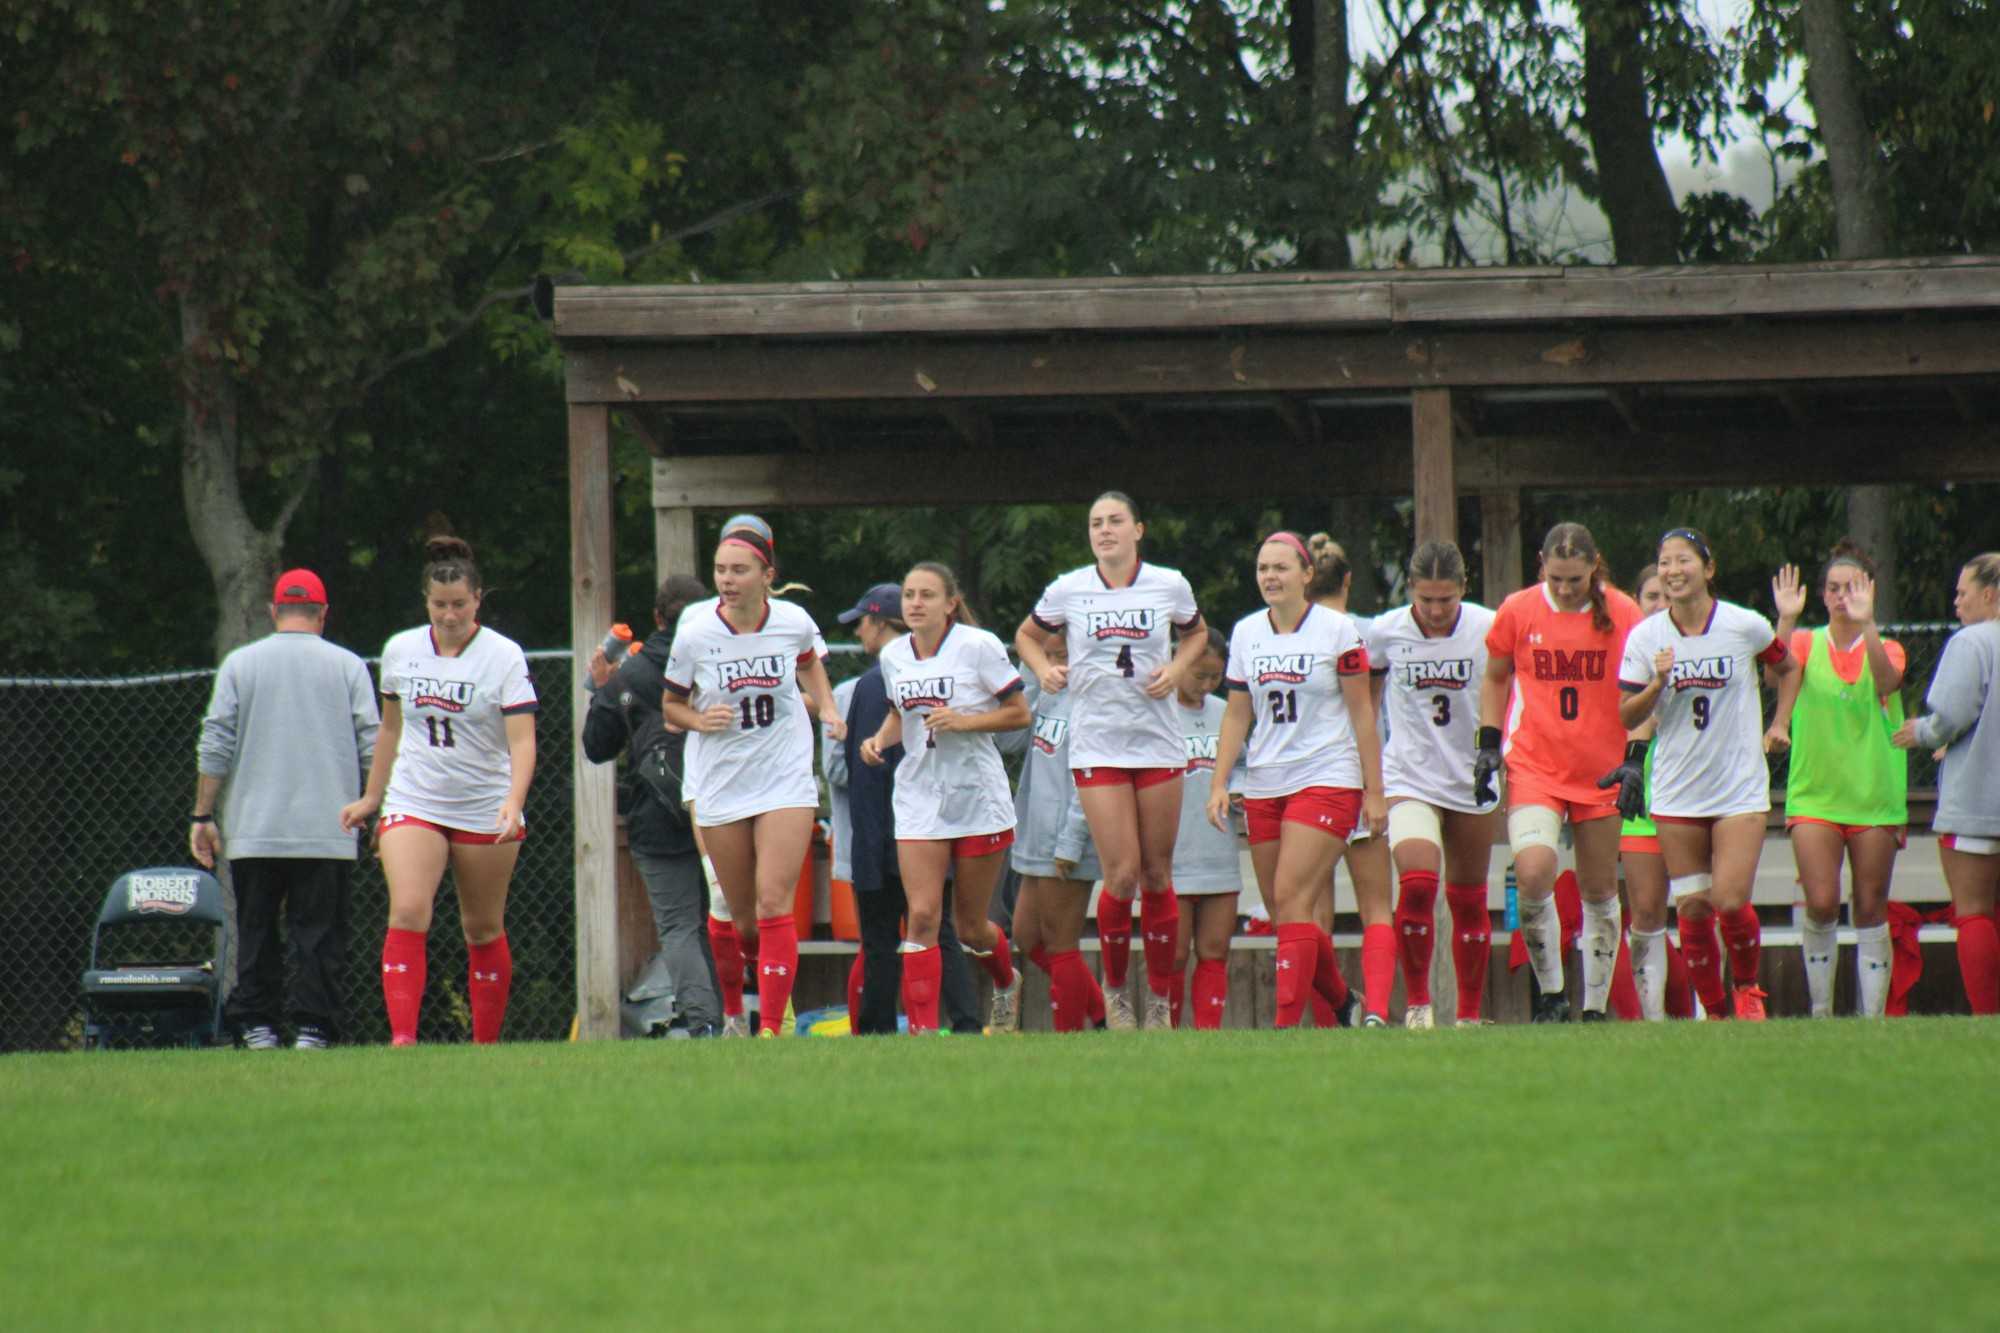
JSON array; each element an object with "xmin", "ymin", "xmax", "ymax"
[{"xmin": 1661, "ymin": 528, "xmax": 1711, "ymax": 562}]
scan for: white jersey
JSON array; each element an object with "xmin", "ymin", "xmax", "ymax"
[
  {"xmin": 1367, "ymin": 603, "xmax": 1497, "ymax": 814},
  {"xmin": 1011, "ymin": 683, "xmax": 1099, "ymax": 879},
  {"xmin": 1224, "ymin": 604, "xmax": 1370, "ymax": 798},
  {"xmin": 1032, "ymin": 562, "xmax": 1202, "ymax": 770},
  {"xmin": 665, "ymin": 597, "xmax": 827, "ymax": 826},
  {"xmin": 1173, "ymin": 694, "xmax": 1242, "ymax": 894},
  {"xmin": 878, "ymin": 624, "xmax": 1023, "ymax": 839},
  {"xmin": 379, "ymin": 624, "xmax": 537, "ymax": 830},
  {"xmin": 1620, "ymin": 599, "xmax": 1785, "ymax": 817}
]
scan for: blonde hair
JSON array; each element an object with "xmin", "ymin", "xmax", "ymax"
[{"xmin": 1306, "ymin": 533, "xmax": 1350, "ymax": 600}]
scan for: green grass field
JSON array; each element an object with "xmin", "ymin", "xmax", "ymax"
[{"xmin": 5, "ymin": 1021, "xmax": 1995, "ymax": 1332}]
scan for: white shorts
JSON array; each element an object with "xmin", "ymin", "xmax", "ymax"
[{"xmin": 1173, "ymin": 881, "xmax": 1240, "ymax": 898}]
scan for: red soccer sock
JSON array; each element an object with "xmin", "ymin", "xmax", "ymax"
[
  {"xmin": 1082, "ymin": 961, "xmax": 1107, "ymax": 1025},
  {"xmin": 1954, "ymin": 912, "xmax": 2000, "ymax": 1015},
  {"xmin": 1395, "ymin": 872, "xmax": 1441, "ymax": 1006},
  {"xmin": 381, "ymin": 928, "xmax": 427, "ymax": 1045},
  {"xmin": 1028, "ymin": 944, "xmax": 1052, "ymax": 976},
  {"xmin": 1609, "ymin": 934, "xmax": 1642, "ymax": 1021},
  {"xmin": 708, "ymin": 916, "xmax": 746, "ymax": 1018},
  {"xmin": 1274, "ymin": 923, "xmax": 1318, "ymax": 1028},
  {"xmin": 1664, "ymin": 937, "xmax": 1694, "ymax": 1019},
  {"xmin": 1192, "ymin": 959, "xmax": 1228, "ymax": 1030},
  {"xmin": 1719, "ymin": 904, "xmax": 1763, "ymax": 992},
  {"xmin": 1046, "ymin": 949, "xmax": 1092, "ymax": 1032},
  {"xmin": 1445, "ymin": 884, "xmax": 1491, "ymax": 1021},
  {"xmin": 1679, "ymin": 913, "xmax": 1727, "ymax": 1014},
  {"xmin": 1166, "ymin": 971, "xmax": 1186, "ymax": 1027},
  {"xmin": 1097, "ymin": 893, "xmax": 1133, "ymax": 988},
  {"xmin": 845, "ymin": 952, "xmax": 865, "ymax": 1030},
  {"xmin": 1361, "ymin": 922, "xmax": 1395, "ymax": 1020},
  {"xmin": 1312, "ymin": 925, "xmax": 1353, "ymax": 1007},
  {"xmin": 755, "ymin": 915, "xmax": 799, "ymax": 1036},
  {"xmin": 1310, "ymin": 992, "xmax": 1337, "ymax": 1027},
  {"xmin": 899, "ymin": 944, "xmax": 942, "ymax": 1034},
  {"xmin": 976, "ymin": 925, "xmax": 1015, "ymax": 989},
  {"xmin": 1140, "ymin": 889, "xmax": 1180, "ymax": 997},
  {"xmin": 467, "ymin": 934, "xmax": 512, "ymax": 1044}
]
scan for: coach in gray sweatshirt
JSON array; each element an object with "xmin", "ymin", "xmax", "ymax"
[
  {"xmin": 194, "ymin": 569, "xmax": 379, "ymax": 1049},
  {"xmin": 1896, "ymin": 618, "xmax": 2000, "ymax": 840}
]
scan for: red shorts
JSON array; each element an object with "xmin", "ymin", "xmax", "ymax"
[
  {"xmin": 378, "ymin": 813, "xmax": 526, "ymax": 845},
  {"xmin": 1244, "ymin": 787, "xmax": 1362, "ymax": 845},
  {"xmin": 1506, "ymin": 774, "xmax": 1620, "ymax": 825},
  {"xmin": 899, "ymin": 829, "xmax": 1015, "ymax": 859},
  {"xmin": 1787, "ymin": 817, "xmax": 1908, "ymax": 849},
  {"xmin": 1073, "ymin": 765, "xmax": 1181, "ymax": 791},
  {"xmin": 1619, "ymin": 834, "xmax": 1661, "ymax": 856}
]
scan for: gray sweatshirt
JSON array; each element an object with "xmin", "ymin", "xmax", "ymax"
[
  {"xmin": 1912, "ymin": 620, "xmax": 2000, "ymax": 838},
  {"xmin": 197, "ymin": 630, "xmax": 380, "ymax": 858}
]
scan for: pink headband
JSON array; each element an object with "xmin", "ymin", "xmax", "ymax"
[
  {"xmin": 1264, "ymin": 531, "xmax": 1313, "ymax": 568},
  {"xmin": 720, "ymin": 533, "xmax": 773, "ymax": 567}
]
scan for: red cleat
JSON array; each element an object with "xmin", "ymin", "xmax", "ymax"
[{"xmin": 1732, "ymin": 984, "xmax": 1769, "ymax": 1022}]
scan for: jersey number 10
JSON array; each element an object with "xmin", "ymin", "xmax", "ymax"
[{"xmin": 738, "ymin": 696, "xmax": 776, "ymax": 730}]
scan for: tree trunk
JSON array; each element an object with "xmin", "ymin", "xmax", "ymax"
[
  {"xmin": 1291, "ymin": 0, "xmax": 1354, "ymax": 270},
  {"xmin": 1580, "ymin": 0, "xmax": 1680, "ymax": 264},
  {"xmin": 1800, "ymin": 0, "xmax": 1890, "ymax": 258},
  {"xmin": 179, "ymin": 297, "xmax": 284, "ymax": 661},
  {"xmin": 1326, "ymin": 493, "xmax": 1381, "ymax": 612},
  {"xmin": 1845, "ymin": 485, "xmax": 1899, "ymax": 622}
]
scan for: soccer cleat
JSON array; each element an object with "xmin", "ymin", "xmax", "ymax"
[
  {"xmin": 720, "ymin": 1014, "xmax": 751, "ymax": 1039},
  {"xmin": 1142, "ymin": 992, "xmax": 1172, "ymax": 1031},
  {"xmin": 1104, "ymin": 990, "xmax": 1137, "ymax": 1031},
  {"xmin": 989, "ymin": 972, "xmax": 1023, "ymax": 1033},
  {"xmin": 1531, "ymin": 992, "xmax": 1571, "ymax": 1024},
  {"xmin": 1337, "ymin": 990, "xmax": 1365, "ymax": 1029},
  {"xmin": 1362, "ymin": 1013, "xmax": 1388, "ymax": 1028},
  {"xmin": 1578, "ymin": 1008, "xmax": 1610, "ymax": 1024},
  {"xmin": 240, "ymin": 1024, "xmax": 280, "ymax": 1051},
  {"xmin": 1454, "ymin": 1016, "xmax": 1492, "ymax": 1028},
  {"xmin": 293, "ymin": 1025, "xmax": 331, "ymax": 1050},
  {"xmin": 1732, "ymin": 984, "xmax": 1769, "ymax": 1022},
  {"xmin": 1404, "ymin": 1003, "xmax": 1434, "ymax": 1031}
]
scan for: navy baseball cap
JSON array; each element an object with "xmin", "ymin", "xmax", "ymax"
[{"xmin": 837, "ymin": 582, "xmax": 903, "ymax": 625}]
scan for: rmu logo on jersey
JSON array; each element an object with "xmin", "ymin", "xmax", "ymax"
[
  {"xmin": 1184, "ymin": 731, "xmax": 1219, "ymax": 771},
  {"xmin": 1250, "ymin": 653, "xmax": 1312, "ymax": 686},
  {"xmin": 406, "ymin": 676, "xmax": 474, "ymax": 712},
  {"xmin": 717, "ymin": 655, "xmax": 788, "ymax": 692},
  {"xmin": 1529, "ymin": 649, "xmax": 1608, "ymax": 682},
  {"xmin": 1084, "ymin": 608, "xmax": 1154, "ymax": 640},
  {"xmin": 126, "ymin": 873, "xmax": 200, "ymax": 915},
  {"xmin": 1032, "ymin": 714, "xmax": 1069, "ymax": 756},
  {"xmin": 893, "ymin": 676, "xmax": 955, "ymax": 711},
  {"xmin": 1668, "ymin": 656, "xmax": 1734, "ymax": 691},
  {"xmin": 1393, "ymin": 658, "xmax": 1474, "ymax": 691}
]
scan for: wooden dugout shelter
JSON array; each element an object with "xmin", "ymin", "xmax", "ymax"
[{"xmin": 553, "ymin": 255, "xmax": 2000, "ymax": 1038}]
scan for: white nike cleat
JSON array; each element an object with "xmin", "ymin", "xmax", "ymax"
[
  {"xmin": 1104, "ymin": 990, "xmax": 1137, "ymax": 1031},
  {"xmin": 1404, "ymin": 1003, "xmax": 1434, "ymax": 1031},
  {"xmin": 1142, "ymin": 992, "xmax": 1172, "ymax": 1031},
  {"xmin": 989, "ymin": 972, "xmax": 1023, "ymax": 1033}
]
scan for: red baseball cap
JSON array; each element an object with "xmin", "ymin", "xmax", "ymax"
[{"xmin": 272, "ymin": 568, "xmax": 327, "ymax": 606}]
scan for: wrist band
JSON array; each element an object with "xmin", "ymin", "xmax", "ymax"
[
  {"xmin": 190, "ymin": 814, "xmax": 216, "ymax": 824},
  {"xmin": 1624, "ymin": 740, "xmax": 1648, "ymax": 764},
  {"xmin": 1476, "ymin": 726, "xmax": 1502, "ymax": 751}
]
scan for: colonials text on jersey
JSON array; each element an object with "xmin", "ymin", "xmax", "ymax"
[
  {"xmin": 1248, "ymin": 653, "xmax": 1313, "ymax": 685},
  {"xmin": 717, "ymin": 655, "xmax": 790, "ymax": 692},
  {"xmin": 892, "ymin": 676, "xmax": 956, "ymax": 711},
  {"xmin": 1031, "ymin": 714, "xmax": 1068, "ymax": 755},
  {"xmin": 1666, "ymin": 655, "xmax": 1735, "ymax": 691},
  {"xmin": 1084, "ymin": 608, "xmax": 1155, "ymax": 640},
  {"xmin": 1391, "ymin": 658, "xmax": 1475, "ymax": 691},
  {"xmin": 405, "ymin": 676, "xmax": 474, "ymax": 711}
]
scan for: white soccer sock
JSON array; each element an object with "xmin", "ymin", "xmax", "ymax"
[
  {"xmin": 1518, "ymin": 894, "xmax": 1565, "ymax": 994},
  {"xmin": 1629, "ymin": 927, "xmax": 1667, "ymax": 1022},
  {"xmin": 1856, "ymin": 923, "xmax": 1892, "ymax": 1018},
  {"xmin": 1580, "ymin": 897, "xmax": 1620, "ymax": 1013},
  {"xmin": 1800, "ymin": 915, "xmax": 1838, "ymax": 1018}
]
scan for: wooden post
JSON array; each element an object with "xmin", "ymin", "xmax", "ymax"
[
  {"xmin": 569, "ymin": 404, "xmax": 620, "ymax": 1041},
  {"xmin": 654, "ymin": 502, "xmax": 699, "ymax": 583},
  {"xmin": 1480, "ymin": 488, "xmax": 1524, "ymax": 602},
  {"xmin": 1411, "ymin": 388, "xmax": 1458, "ymax": 547}
]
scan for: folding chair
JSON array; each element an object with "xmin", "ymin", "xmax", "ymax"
[{"xmin": 79, "ymin": 867, "xmax": 230, "ymax": 1050}]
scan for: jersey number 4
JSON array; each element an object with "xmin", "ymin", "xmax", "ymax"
[{"xmin": 1116, "ymin": 645, "xmax": 1135, "ymax": 678}]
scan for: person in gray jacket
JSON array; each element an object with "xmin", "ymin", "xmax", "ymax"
[
  {"xmin": 1893, "ymin": 552, "xmax": 2000, "ymax": 1015},
  {"xmin": 193, "ymin": 569, "xmax": 380, "ymax": 1049}
]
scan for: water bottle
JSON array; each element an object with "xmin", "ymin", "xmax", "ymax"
[
  {"xmin": 1504, "ymin": 863, "xmax": 1519, "ymax": 931},
  {"xmin": 585, "ymin": 623, "xmax": 636, "ymax": 692}
]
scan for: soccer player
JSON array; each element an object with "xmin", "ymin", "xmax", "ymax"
[
  {"xmin": 661, "ymin": 518, "xmax": 845, "ymax": 1038},
  {"xmin": 1207, "ymin": 531, "xmax": 1385, "ymax": 1029},
  {"xmin": 1619, "ymin": 528, "xmax": 1795, "ymax": 1022},
  {"xmin": 1365, "ymin": 540, "xmax": 1498, "ymax": 1028},
  {"xmin": 1892, "ymin": 552, "xmax": 2000, "ymax": 1015},
  {"xmin": 1307, "ymin": 535, "xmax": 1393, "ymax": 1025},
  {"xmin": 1170, "ymin": 628, "xmax": 1240, "ymax": 1030},
  {"xmin": 1480, "ymin": 522, "xmax": 1643, "ymax": 1022},
  {"xmin": 862, "ymin": 563, "xmax": 1031, "ymax": 1034},
  {"xmin": 1016, "ymin": 491, "xmax": 1209, "ymax": 1029},
  {"xmin": 1619, "ymin": 564, "xmax": 1697, "ymax": 1021},
  {"xmin": 1765, "ymin": 543, "xmax": 1907, "ymax": 1018},
  {"xmin": 340, "ymin": 535, "xmax": 537, "ymax": 1045}
]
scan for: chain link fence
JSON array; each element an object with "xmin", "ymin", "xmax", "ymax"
[{"xmin": 0, "ymin": 625, "xmax": 1954, "ymax": 1053}]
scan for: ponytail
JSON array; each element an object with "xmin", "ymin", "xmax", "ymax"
[
  {"xmin": 907, "ymin": 561, "xmax": 980, "ymax": 627},
  {"xmin": 1541, "ymin": 521, "xmax": 1612, "ymax": 634},
  {"xmin": 1305, "ymin": 532, "xmax": 1351, "ymax": 601},
  {"xmin": 422, "ymin": 525, "xmax": 481, "ymax": 594}
]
